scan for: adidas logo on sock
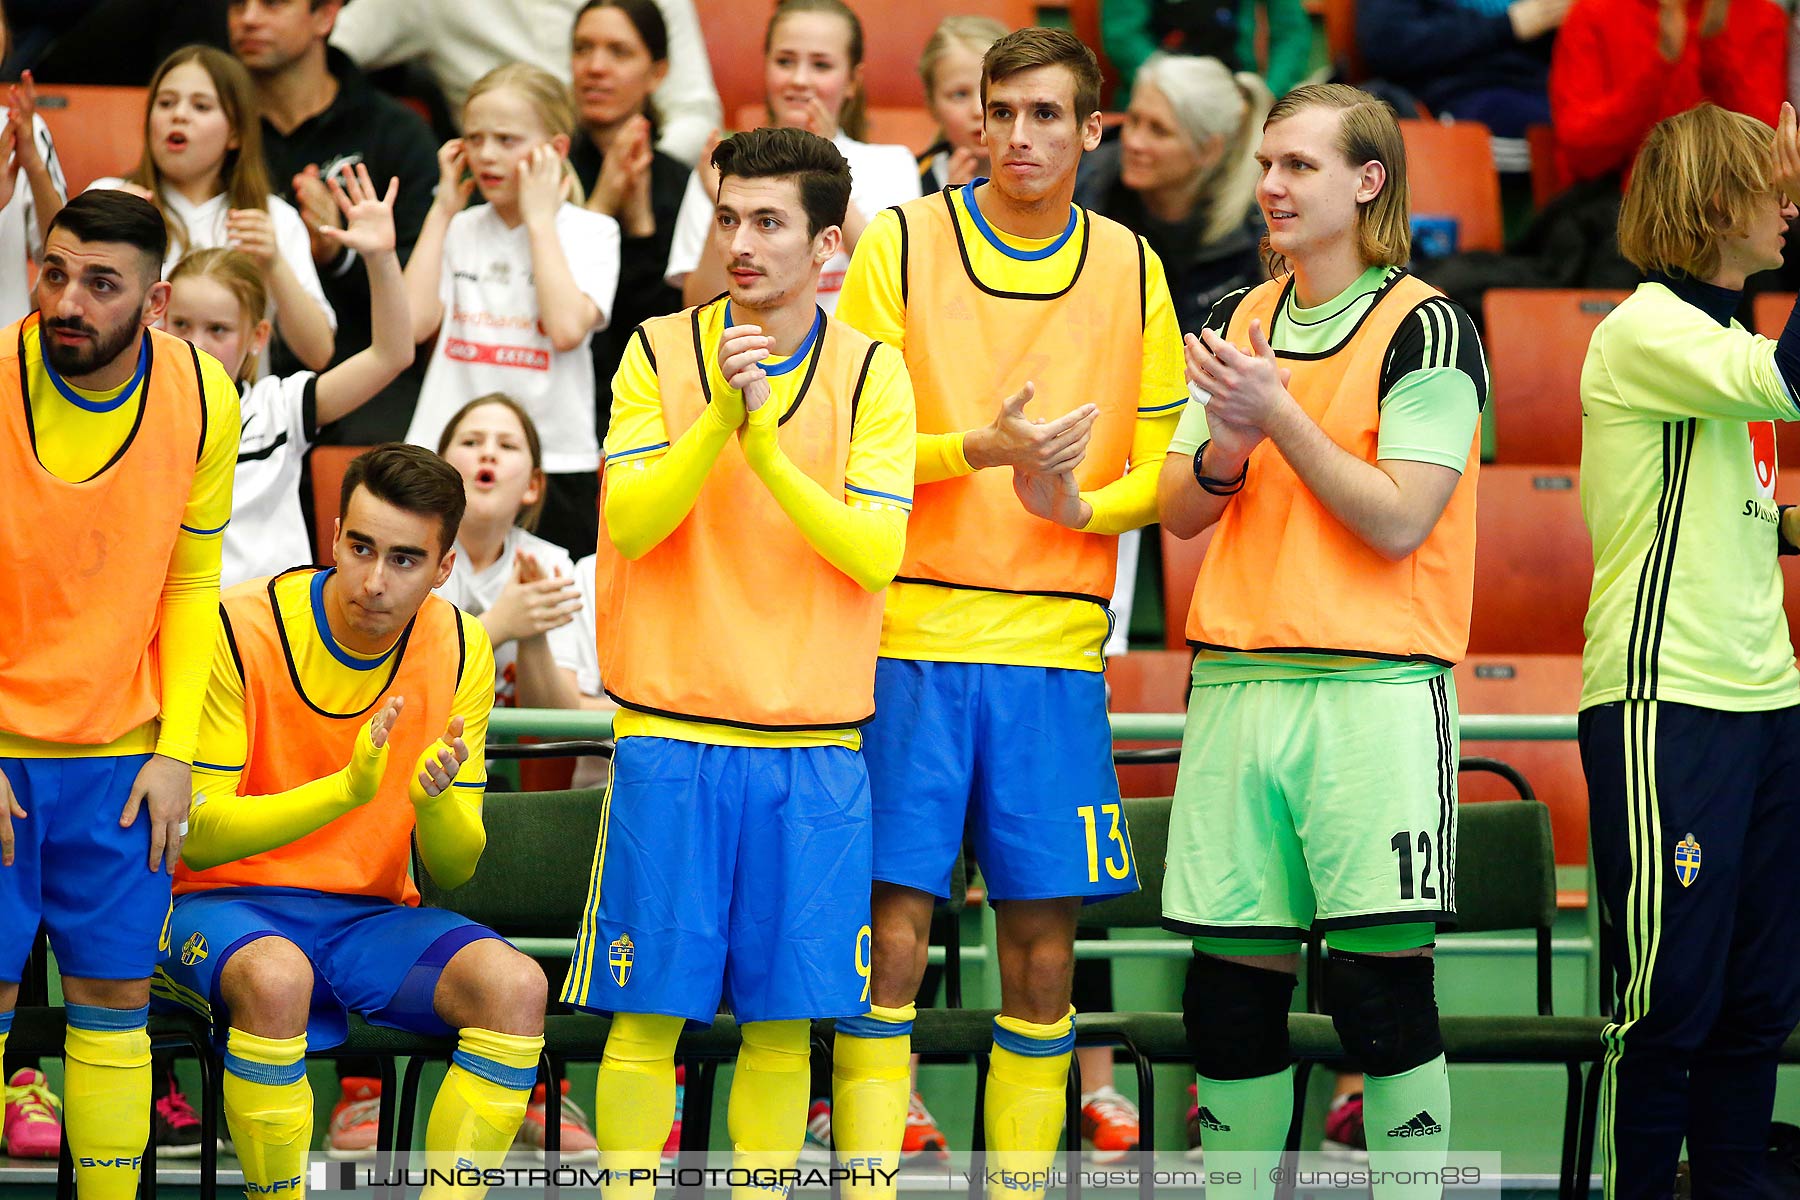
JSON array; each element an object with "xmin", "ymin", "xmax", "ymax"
[
  {"xmin": 1386, "ymin": 1111, "xmax": 1442, "ymax": 1138},
  {"xmin": 1194, "ymin": 1107, "xmax": 1232, "ymax": 1133}
]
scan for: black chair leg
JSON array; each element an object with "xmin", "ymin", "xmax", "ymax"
[
  {"xmin": 375, "ymin": 1057, "xmax": 400, "ymax": 1200},
  {"xmin": 967, "ymin": 1054, "xmax": 990, "ymax": 1200},
  {"xmin": 1126, "ymin": 1045, "xmax": 1153, "ymax": 1200},
  {"xmin": 540, "ymin": 1055, "xmax": 561, "ymax": 1200},
  {"xmin": 141, "ymin": 1105, "xmax": 158, "ymax": 1200},
  {"xmin": 394, "ymin": 1055, "xmax": 429, "ymax": 1197},
  {"xmin": 1064, "ymin": 1061, "xmax": 1082, "ymax": 1200},
  {"xmin": 196, "ymin": 1047, "xmax": 219, "ymax": 1200},
  {"xmin": 57, "ymin": 1115, "xmax": 75, "ymax": 1200},
  {"xmin": 1575, "ymin": 1061, "xmax": 1604, "ymax": 1199},
  {"xmin": 1557, "ymin": 1062, "xmax": 1583, "ymax": 1200}
]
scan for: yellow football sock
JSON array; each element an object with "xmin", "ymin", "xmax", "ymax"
[
  {"xmin": 728, "ymin": 1019, "xmax": 810, "ymax": 1200},
  {"xmin": 832, "ymin": 1004, "xmax": 915, "ymax": 1200},
  {"xmin": 222, "ymin": 1028, "xmax": 311, "ymax": 1198},
  {"xmin": 594, "ymin": 1012, "xmax": 683, "ymax": 1200},
  {"xmin": 0, "ymin": 1014, "xmax": 11, "ymax": 1066},
  {"xmin": 985, "ymin": 1009, "xmax": 1075, "ymax": 1200},
  {"xmin": 421, "ymin": 1027, "xmax": 544, "ymax": 1200},
  {"xmin": 64, "ymin": 1005, "xmax": 151, "ymax": 1200}
]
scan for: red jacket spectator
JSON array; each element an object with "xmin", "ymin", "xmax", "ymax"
[{"xmin": 1550, "ymin": 0, "xmax": 1783, "ymax": 184}]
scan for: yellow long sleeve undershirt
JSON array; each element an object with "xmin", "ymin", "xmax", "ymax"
[
  {"xmin": 740, "ymin": 401, "xmax": 907, "ymax": 593},
  {"xmin": 1077, "ymin": 411, "xmax": 1181, "ymax": 535},
  {"xmin": 603, "ymin": 400, "xmax": 739, "ymax": 559},
  {"xmin": 153, "ymin": 531, "xmax": 223, "ymax": 763},
  {"xmin": 916, "ymin": 431, "xmax": 971, "ymax": 485}
]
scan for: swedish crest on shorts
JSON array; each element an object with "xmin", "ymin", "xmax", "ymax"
[
  {"xmin": 609, "ymin": 934, "xmax": 634, "ymax": 986},
  {"xmin": 1674, "ymin": 834, "xmax": 1702, "ymax": 888},
  {"xmin": 180, "ymin": 932, "xmax": 209, "ymax": 966}
]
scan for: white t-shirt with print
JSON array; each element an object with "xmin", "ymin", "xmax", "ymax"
[
  {"xmin": 406, "ymin": 203, "xmax": 621, "ymax": 474},
  {"xmin": 664, "ymin": 133, "xmax": 920, "ymax": 313},
  {"xmin": 222, "ymin": 372, "xmax": 318, "ymax": 588},
  {"xmin": 437, "ymin": 525, "xmax": 586, "ymax": 707}
]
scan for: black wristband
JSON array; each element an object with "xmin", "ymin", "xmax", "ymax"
[{"xmin": 1192, "ymin": 439, "xmax": 1248, "ymax": 496}]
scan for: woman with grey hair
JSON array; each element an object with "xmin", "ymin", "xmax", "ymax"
[{"xmin": 1075, "ymin": 53, "xmax": 1270, "ymax": 332}]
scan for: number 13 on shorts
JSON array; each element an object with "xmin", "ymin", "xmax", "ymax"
[{"xmin": 1078, "ymin": 803, "xmax": 1133, "ymax": 884}]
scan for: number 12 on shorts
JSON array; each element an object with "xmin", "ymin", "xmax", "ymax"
[
  {"xmin": 1078, "ymin": 803, "xmax": 1132, "ymax": 884},
  {"xmin": 1390, "ymin": 830, "xmax": 1437, "ymax": 901}
]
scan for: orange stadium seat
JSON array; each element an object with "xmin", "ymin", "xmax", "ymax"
[
  {"xmin": 730, "ymin": 102, "xmax": 942, "ymax": 154},
  {"xmin": 1750, "ymin": 295, "xmax": 1800, "ymax": 470},
  {"xmin": 697, "ymin": 0, "xmax": 1035, "ymax": 118},
  {"xmin": 1754, "ymin": 292, "xmax": 1793, "ymax": 339},
  {"xmin": 1323, "ymin": 0, "xmax": 1365, "ymax": 82},
  {"xmin": 1159, "ymin": 524, "xmax": 1217, "ymax": 651},
  {"xmin": 1453, "ymin": 653, "xmax": 1588, "ymax": 877},
  {"xmin": 1106, "ymin": 649, "xmax": 1190, "ymax": 797},
  {"xmin": 1484, "ymin": 289, "xmax": 1627, "ymax": 465},
  {"xmin": 308, "ymin": 445, "xmax": 371, "ymax": 565},
  {"xmin": 34, "ymin": 85, "xmax": 146, "ymax": 195},
  {"xmin": 1400, "ymin": 118, "xmax": 1503, "ymax": 254},
  {"xmin": 1469, "ymin": 466, "xmax": 1591, "ymax": 655}
]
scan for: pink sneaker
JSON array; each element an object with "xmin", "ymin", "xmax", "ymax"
[{"xmin": 3, "ymin": 1068, "xmax": 63, "ymax": 1159}]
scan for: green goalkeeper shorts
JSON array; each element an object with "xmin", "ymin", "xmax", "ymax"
[{"xmin": 1162, "ymin": 672, "xmax": 1460, "ymax": 938}]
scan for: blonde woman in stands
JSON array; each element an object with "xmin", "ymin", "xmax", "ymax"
[
  {"xmin": 405, "ymin": 63, "xmax": 621, "ymax": 558},
  {"xmin": 916, "ymin": 15, "xmax": 1008, "ymax": 192},
  {"xmin": 92, "ymin": 46, "xmax": 336, "ymax": 372},
  {"xmin": 665, "ymin": 0, "xmax": 919, "ymax": 312},
  {"xmin": 165, "ymin": 167, "xmax": 412, "ymax": 588},
  {"xmin": 0, "ymin": 1, "xmax": 64, "ymax": 328}
]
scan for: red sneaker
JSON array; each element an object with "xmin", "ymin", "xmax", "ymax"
[
  {"xmin": 1080, "ymin": 1086, "xmax": 1140, "ymax": 1165},
  {"xmin": 326, "ymin": 1077, "xmax": 381, "ymax": 1161},
  {"xmin": 1322, "ymin": 1091, "xmax": 1368, "ymax": 1161},
  {"xmin": 520, "ymin": 1079, "xmax": 598, "ymax": 1162},
  {"xmin": 3, "ymin": 1069, "xmax": 62, "ymax": 1159},
  {"xmin": 901, "ymin": 1092, "xmax": 948, "ymax": 1163}
]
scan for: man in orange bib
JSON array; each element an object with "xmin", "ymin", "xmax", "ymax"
[
  {"xmin": 831, "ymin": 28, "xmax": 1187, "ymax": 1195},
  {"xmin": 1157, "ymin": 85, "xmax": 1488, "ymax": 1198},
  {"xmin": 562, "ymin": 126, "xmax": 916, "ymax": 1193},
  {"xmin": 157, "ymin": 446, "xmax": 547, "ymax": 1198},
  {"xmin": 0, "ymin": 190, "xmax": 240, "ymax": 1199}
]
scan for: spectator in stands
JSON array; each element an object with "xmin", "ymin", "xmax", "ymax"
[
  {"xmin": 1357, "ymin": 0, "xmax": 1566, "ymax": 140},
  {"xmin": 434, "ymin": 395, "xmax": 588, "ymax": 715},
  {"xmin": 560, "ymin": 551, "xmax": 616, "ymax": 790},
  {"xmin": 93, "ymin": 45, "xmax": 338, "ymax": 371},
  {"xmin": 329, "ymin": 0, "xmax": 722, "ymax": 166},
  {"xmin": 1076, "ymin": 54, "xmax": 1269, "ymax": 334},
  {"xmin": 916, "ymin": 15, "xmax": 1007, "ymax": 192},
  {"xmin": 404, "ymin": 63, "xmax": 620, "ymax": 557},
  {"xmin": 1103, "ymin": 0, "xmax": 1312, "ymax": 102},
  {"xmin": 229, "ymin": 0, "xmax": 441, "ymax": 444},
  {"xmin": 1549, "ymin": 0, "xmax": 1784, "ymax": 187},
  {"xmin": 167, "ymin": 169, "xmax": 412, "ymax": 587},
  {"xmin": 0, "ymin": 60, "xmax": 65, "ymax": 327},
  {"xmin": 569, "ymin": 0, "xmax": 686, "ymax": 442},
  {"xmin": 665, "ymin": 0, "xmax": 919, "ymax": 312}
]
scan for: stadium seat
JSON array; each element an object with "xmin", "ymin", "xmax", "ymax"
[
  {"xmin": 1399, "ymin": 118, "xmax": 1504, "ymax": 254},
  {"xmin": 697, "ymin": 0, "xmax": 1034, "ymax": 117},
  {"xmin": 308, "ymin": 444, "xmax": 370, "ymax": 564},
  {"xmin": 1470, "ymin": 466, "xmax": 1591, "ymax": 655},
  {"xmin": 1752, "ymin": 291, "xmax": 1791, "ymax": 339},
  {"xmin": 1484, "ymin": 289, "xmax": 1627, "ymax": 465},
  {"xmin": 34, "ymin": 85, "xmax": 146, "ymax": 195},
  {"xmin": 730, "ymin": 102, "xmax": 942, "ymax": 154},
  {"xmin": 1454, "ymin": 654, "xmax": 1588, "ymax": 873},
  {"xmin": 1105, "ymin": 649, "xmax": 1190, "ymax": 797},
  {"xmin": 1324, "ymin": 0, "xmax": 1365, "ymax": 82},
  {"xmin": 1158, "ymin": 524, "xmax": 1216, "ymax": 651}
]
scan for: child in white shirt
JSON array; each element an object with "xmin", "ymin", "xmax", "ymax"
[{"xmin": 406, "ymin": 62, "xmax": 622, "ymax": 557}]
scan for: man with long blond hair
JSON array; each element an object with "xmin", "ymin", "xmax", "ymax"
[
  {"xmin": 1157, "ymin": 83, "xmax": 1487, "ymax": 1198},
  {"xmin": 1578, "ymin": 101, "xmax": 1800, "ymax": 1200}
]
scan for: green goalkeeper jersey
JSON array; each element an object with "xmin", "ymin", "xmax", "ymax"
[{"xmin": 1580, "ymin": 279, "xmax": 1800, "ymax": 712}]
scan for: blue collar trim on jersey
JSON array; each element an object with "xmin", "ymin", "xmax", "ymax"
[
  {"xmin": 960, "ymin": 179, "xmax": 1077, "ymax": 261},
  {"xmin": 1649, "ymin": 271, "xmax": 1740, "ymax": 329},
  {"xmin": 43, "ymin": 332, "xmax": 148, "ymax": 412},
  {"xmin": 311, "ymin": 568, "xmax": 401, "ymax": 672},
  {"xmin": 723, "ymin": 301, "xmax": 822, "ymax": 377}
]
